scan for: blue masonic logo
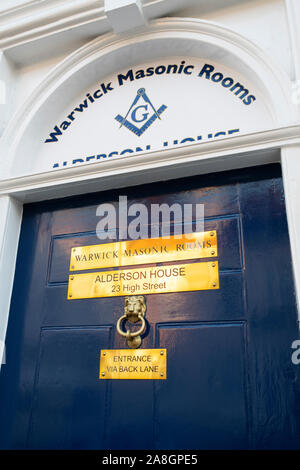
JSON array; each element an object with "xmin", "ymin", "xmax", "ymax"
[{"xmin": 115, "ymin": 88, "xmax": 167, "ymax": 136}]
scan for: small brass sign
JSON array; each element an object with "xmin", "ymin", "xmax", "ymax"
[
  {"xmin": 68, "ymin": 261, "xmax": 219, "ymax": 299},
  {"xmin": 70, "ymin": 231, "xmax": 217, "ymax": 271},
  {"xmin": 100, "ymin": 349, "xmax": 167, "ymax": 380}
]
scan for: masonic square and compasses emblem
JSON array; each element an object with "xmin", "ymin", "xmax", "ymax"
[{"xmin": 115, "ymin": 88, "xmax": 167, "ymax": 136}]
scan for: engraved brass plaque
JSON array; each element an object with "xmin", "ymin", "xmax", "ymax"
[
  {"xmin": 100, "ymin": 349, "xmax": 167, "ymax": 380},
  {"xmin": 68, "ymin": 261, "xmax": 219, "ymax": 299},
  {"xmin": 70, "ymin": 231, "xmax": 217, "ymax": 271}
]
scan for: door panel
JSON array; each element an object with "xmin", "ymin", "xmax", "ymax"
[
  {"xmin": 28, "ymin": 327, "xmax": 112, "ymax": 450},
  {"xmin": 0, "ymin": 163, "xmax": 299, "ymax": 449},
  {"xmin": 155, "ymin": 322, "xmax": 248, "ymax": 450}
]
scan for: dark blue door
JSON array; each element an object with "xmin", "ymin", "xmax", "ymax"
[{"xmin": 0, "ymin": 164, "xmax": 299, "ymax": 449}]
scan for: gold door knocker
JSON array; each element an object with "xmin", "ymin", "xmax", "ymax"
[{"xmin": 117, "ymin": 296, "xmax": 146, "ymax": 348}]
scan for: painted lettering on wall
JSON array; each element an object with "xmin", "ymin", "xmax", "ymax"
[
  {"xmin": 52, "ymin": 128, "xmax": 240, "ymax": 168},
  {"xmin": 45, "ymin": 60, "xmax": 255, "ymax": 144}
]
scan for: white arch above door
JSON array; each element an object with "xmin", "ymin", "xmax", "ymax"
[{"xmin": 1, "ymin": 17, "xmax": 298, "ymax": 178}]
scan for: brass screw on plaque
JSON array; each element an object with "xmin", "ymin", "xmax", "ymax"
[
  {"xmin": 211, "ymin": 250, "xmax": 215, "ymax": 255},
  {"xmin": 160, "ymin": 373, "xmax": 164, "ymax": 377},
  {"xmin": 103, "ymin": 352, "xmax": 106, "ymax": 356},
  {"xmin": 101, "ymin": 372, "xmax": 105, "ymax": 377},
  {"xmin": 160, "ymin": 351, "xmax": 164, "ymax": 355},
  {"xmin": 210, "ymin": 232, "xmax": 214, "ymax": 236},
  {"xmin": 69, "ymin": 294, "xmax": 73, "ymax": 298},
  {"xmin": 70, "ymin": 276, "xmax": 74, "ymax": 281},
  {"xmin": 212, "ymin": 263, "xmax": 216, "ymax": 268},
  {"xmin": 212, "ymin": 282, "xmax": 217, "ymax": 287}
]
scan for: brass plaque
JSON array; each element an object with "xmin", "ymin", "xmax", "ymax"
[
  {"xmin": 68, "ymin": 261, "xmax": 219, "ymax": 299},
  {"xmin": 70, "ymin": 231, "xmax": 217, "ymax": 271},
  {"xmin": 100, "ymin": 349, "xmax": 167, "ymax": 380}
]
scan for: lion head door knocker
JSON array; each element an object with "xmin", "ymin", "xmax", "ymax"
[{"xmin": 116, "ymin": 296, "xmax": 147, "ymax": 348}]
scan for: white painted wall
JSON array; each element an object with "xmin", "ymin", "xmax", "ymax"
[
  {"xmin": 14, "ymin": 52, "xmax": 79, "ymax": 114},
  {"xmin": 285, "ymin": 0, "xmax": 300, "ymax": 81},
  {"xmin": 0, "ymin": 0, "xmax": 295, "ymax": 132},
  {"xmin": 0, "ymin": 196, "xmax": 22, "ymax": 367},
  {"xmin": 0, "ymin": 0, "xmax": 294, "ymax": 135},
  {"xmin": 0, "ymin": 0, "xmax": 33, "ymax": 13},
  {"xmin": 0, "ymin": 53, "xmax": 17, "ymax": 138},
  {"xmin": 171, "ymin": 0, "xmax": 293, "ymax": 80}
]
